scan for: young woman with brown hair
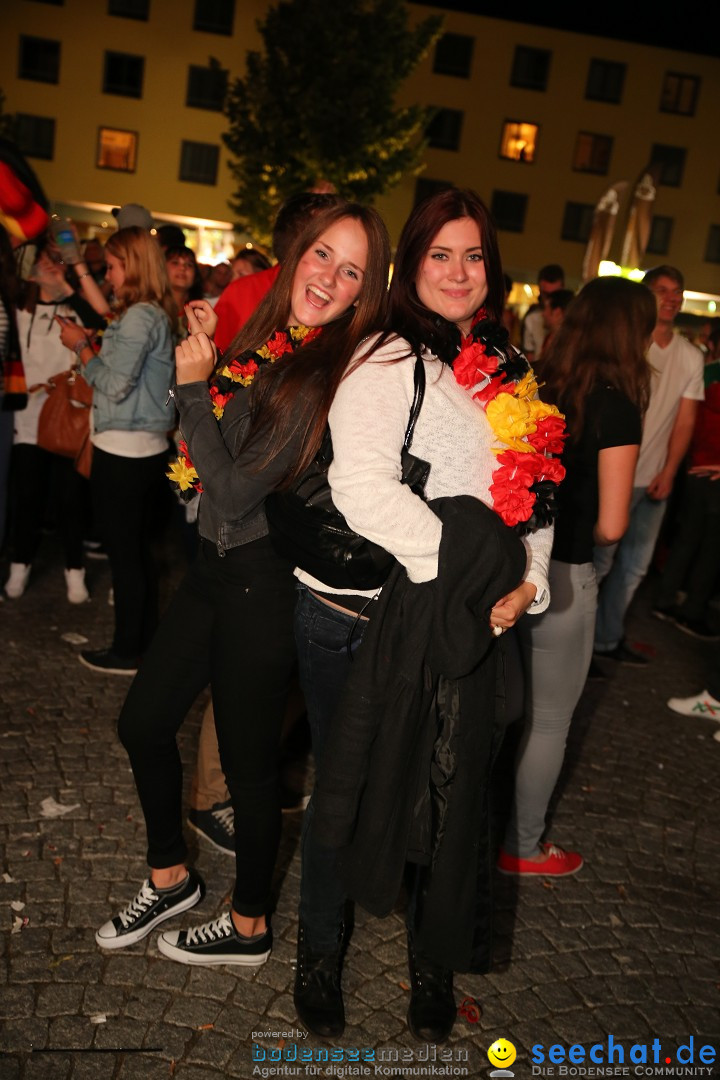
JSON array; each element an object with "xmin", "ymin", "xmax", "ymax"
[
  {"xmin": 498, "ymin": 275, "xmax": 654, "ymax": 877},
  {"xmin": 89, "ymin": 203, "xmax": 391, "ymax": 968}
]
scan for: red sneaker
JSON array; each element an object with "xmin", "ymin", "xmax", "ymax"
[{"xmin": 497, "ymin": 843, "xmax": 583, "ymax": 877}]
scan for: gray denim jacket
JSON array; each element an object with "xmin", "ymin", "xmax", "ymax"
[{"xmin": 174, "ymin": 379, "xmax": 303, "ymax": 554}]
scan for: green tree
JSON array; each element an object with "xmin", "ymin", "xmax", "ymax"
[{"xmin": 223, "ymin": 0, "xmax": 443, "ymax": 246}]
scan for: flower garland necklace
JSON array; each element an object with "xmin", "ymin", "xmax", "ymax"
[
  {"xmin": 167, "ymin": 323, "xmax": 321, "ymax": 500},
  {"xmin": 451, "ymin": 309, "xmax": 566, "ymax": 533}
]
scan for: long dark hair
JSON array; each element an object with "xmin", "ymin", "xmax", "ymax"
[
  {"xmin": 235, "ymin": 202, "xmax": 391, "ymax": 483},
  {"xmin": 165, "ymin": 244, "xmax": 204, "ymax": 302},
  {"xmin": 541, "ymin": 276, "xmax": 655, "ymax": 440},
  {"xmin": 384, "ymin": 187, "xmax": 504, "ymax": 362}
]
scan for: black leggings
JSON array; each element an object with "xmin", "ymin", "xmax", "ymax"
[{"xmin": 117, "ymin": 537, "xmax": 297, "ymax": 918}]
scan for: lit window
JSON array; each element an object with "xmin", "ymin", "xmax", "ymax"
[
  {"xmin": 97, "ymin": 127, "xmax": 138, "ymax": 172},
  {"xmin": 573, "ymin": 132, "xmax": 613, "ymax": 175},
  {"xmin": 660, "ymin": 72, "xmax": 700, "ymax": 116},
  {"xmin": 499, "ymin": 121, "xmax": 538, "ymax": 164}
]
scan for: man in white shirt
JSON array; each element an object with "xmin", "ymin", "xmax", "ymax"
[
  {"xmin": 593, "ymin": 265, "xmax": 705, "ymax": 664},
  {"xmin": 522, "ymin": 264, "xmax": 565, "ymax": 361}
]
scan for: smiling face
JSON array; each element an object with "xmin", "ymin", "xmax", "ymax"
[
  {"xmin": 649, "ymin": 274, "xmax": 683, "ymax": 328},
  {"xmin": 290, "ymin": 216, "xmax": 367, "ymax": 327},
  {"xmin": 104, "ymin": 251, "xmax": 126, "ymax": 292},
  {"xmin": 415, "ymin": 217, "xmax": 488, "ymax": 335},
  {"xmin": 488, "ymin": 1040, "xmax": 517, "ymax": 1069}
]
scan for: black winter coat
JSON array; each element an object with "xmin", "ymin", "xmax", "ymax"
[{"xmin": 312, "ymin": 494, "xmax": 526, "ymax": 973}]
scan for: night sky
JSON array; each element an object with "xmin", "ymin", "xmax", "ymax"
[{"xmin": 409, "ymin": 1, "xmax": 720, "ymax": 58}]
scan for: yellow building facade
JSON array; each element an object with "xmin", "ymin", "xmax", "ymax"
[{"xmin": 2, "ymin": 0, "xmax": 719, "ymax": 298}]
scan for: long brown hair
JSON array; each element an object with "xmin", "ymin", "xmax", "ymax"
[
  {"xmin": 541, "ymin": 276, "xmax": 655, "ymax": 440},
  {"xmin": 235, "ymin": 202, "xmax": 391, "ymax": 483},
  {"xmin": 383, "ymin": 187, "xmax": 504, "ymax": 362},
  {"xmin": 105, "ymin": 226, "xmax": 177, "ymax": 330}
]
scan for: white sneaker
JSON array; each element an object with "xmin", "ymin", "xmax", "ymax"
[
  {"xmin": 65, "ymin": 568, "xmax": 90, "ymax": 604},
  {"xmin": 5, "ymin": 563, "xmax": 31, "ymax": 598},
  {"xmin": 667, "ymin": 690, "xmax": 720, "ymax": 721}
]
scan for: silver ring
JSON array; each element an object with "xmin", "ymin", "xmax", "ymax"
[{"xmin": 492, "ymin": 625, "xmax": 504, "ymax": 637}]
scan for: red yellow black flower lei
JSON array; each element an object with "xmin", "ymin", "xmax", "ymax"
[
  {"xmin": 452, "ymin": 309, "xmax": 566, "ymax": 534},
  {"xmin": 167, "ymin": 324, "xmax": 321, "ymax": 501}
]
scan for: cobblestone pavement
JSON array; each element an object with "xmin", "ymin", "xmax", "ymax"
[{"xmin": 1, "ymin": 538, "xmax": 718, "ymax": 1080}]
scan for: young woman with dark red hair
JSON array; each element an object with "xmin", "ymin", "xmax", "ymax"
[{"xmin": 292, "ymin": 188, "xmax": 561, "ymax": 1043}]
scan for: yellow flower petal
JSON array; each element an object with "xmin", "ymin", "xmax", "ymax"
[{"xmin": 166, "ymin": 457, "xmax": 199, "ymax": 491}]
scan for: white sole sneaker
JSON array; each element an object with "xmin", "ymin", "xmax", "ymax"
[
  {"xmin": 158, "ymin": 913, "xmax": 272, "ymax": 966},
  {"xmin": 95, "ymin": 870, "xmax": 205, "ymax": 949}
]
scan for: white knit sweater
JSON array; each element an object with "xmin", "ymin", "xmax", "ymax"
[{"xmin": 297, "ymin": 334, "xmax": 552, "ymax": 611}]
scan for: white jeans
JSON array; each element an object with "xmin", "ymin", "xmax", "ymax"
[{"xmin": 504, "ymin": 560, "xmax": 598, "ymax": 858}]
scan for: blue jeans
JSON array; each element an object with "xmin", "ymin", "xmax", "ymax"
[
  {"xmin": 294, "ymin": 586, "xmax": 368, "ymax": 952},
  {"xmin": 593, "ymin": 488, "xmax": 668, "ymax": 652}
]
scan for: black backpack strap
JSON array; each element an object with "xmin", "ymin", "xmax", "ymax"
[{"xmin": 403, "ymin": 357, "xmax": 426, "ymax": 451}]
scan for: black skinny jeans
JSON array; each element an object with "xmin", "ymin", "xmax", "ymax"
[
  {"xmin": 91, "ymin": 446, "xmax": 168, "ymax": 657},
  {"xmin": 118, "ymin": 537, "xmax": 297, "ymax": 918}
]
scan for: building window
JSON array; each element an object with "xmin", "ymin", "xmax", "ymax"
[
  {"xmin": 660, "ymin": 72, "xmax": 700, "ymax": 116},
  {"xmin": 97, "ymin": 127, "xmax": 138, "ymax": 172},
  {"xmin": 414, "ymin": 178, "xmax": 454, "ymax": 206},
  {"xmin": 561, "ymin": 202, "xmax": 594, "ymax": 243},
  {"xmin": 193, "ymin": 0, "xmax": 235, "ymax": 35},
  {"xmin": 650, "ymin": 144, "xmax": 686, "ymax": 187},
  {"xmin": 108, "ymin": 0, "xmax": 150, "ymax": 19},
  {"xmin": 433, "ymin": 33, "xmax": 474, "ymax": 79},
  {"xmin": 499, "ymin": 121, "xmax": 538, "ymax": 164},
  {"xmin": 15, "ymin": 114, "xmax": 56, "ymax": 160},
  {"xmin": 18, "ymin": 36, "xmax": 60, "ymax": 84},
  {"xmin": 510, "ymin": 46, "xmax": 551, "ymax": 91},
  {"xmin": 585, "ymin": 59, "xmax": 626, "ymax": 103},
  {"xmin": 103, "ymin": 51, "xmax": 144, "ymax": 98},
  {"xmin": 705, "ymin": 226, "xmax": 720, "ymax": 264},
  {"xmin": 646, "ymin": 216, "xmax": 674, "ymax": 256},
  {"xmin": 186, "ymin": 64, "xmax": 228, "ymax": 111},
  {"xmin": 426, "ymin": 109, "xmax": 463, "ymax": 152},
  {"xmin": 180, "ymin": 141, "xmax": 219, "ymax": 184},
  {"xmin": 491, "ymin": 191, "xmax": 528, "ymax": 233},
  {"xmin": 573, "ymin": 132, "xmax": 613, "ymax": 175}
]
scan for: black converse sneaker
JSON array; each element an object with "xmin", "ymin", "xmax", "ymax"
[
  {"xmin": 158, "ymin": 912, "xmax": 272, "ymax": 966},
  {"xmin": 95, "ymin": 869, "xmax": 205, "ymax": 949},
  {"xmin": 187, "ymin": 800, "xmax": 234, "ymax": 856}
]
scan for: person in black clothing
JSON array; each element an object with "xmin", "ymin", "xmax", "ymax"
[{"xmin": 92, "ymin": 203, "xmax": 391, "ymax": 969}]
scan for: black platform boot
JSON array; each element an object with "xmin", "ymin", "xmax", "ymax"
[
  {"xmin": 294, "ymin": 921, "xmax": 345, "ymax": 1038},
  {"xmin": 406, "ymin": 932, "xmax": 456, "ymax": 1042}
]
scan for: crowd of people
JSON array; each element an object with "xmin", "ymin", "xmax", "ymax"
[{"xmin": 1, "ymin": 178, "xmax": 718, "ymax": 1045}]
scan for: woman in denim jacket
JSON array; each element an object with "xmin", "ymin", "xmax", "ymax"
[{"xmin": 58, "ymin": 226, "xmax": 176, "ymax": 673}]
